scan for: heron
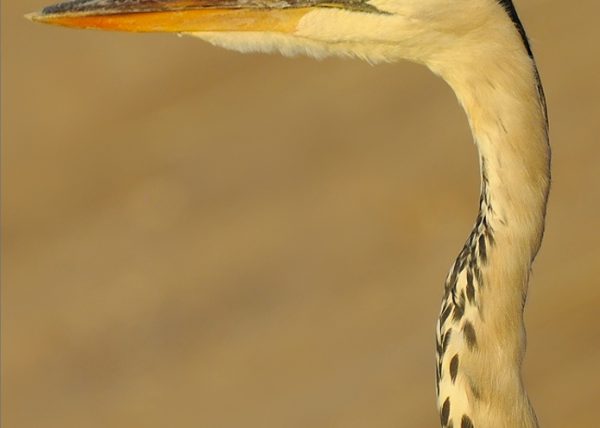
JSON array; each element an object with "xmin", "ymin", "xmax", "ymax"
[{"xmin": 28, "ymin": 0, "xmax": 550, "ymax": 426}]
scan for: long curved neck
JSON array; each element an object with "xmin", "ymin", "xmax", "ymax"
[{"xmin": 432, "ymin": 12, "xmax": 550, "ymax": 428}]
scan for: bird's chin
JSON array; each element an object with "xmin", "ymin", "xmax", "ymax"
[{"xmin": 186, "ymin": 31, "xmax": 339, "ymax": 60}]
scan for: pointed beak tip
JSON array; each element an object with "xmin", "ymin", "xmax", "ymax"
[
  {"xmin": 25, "ymin": 10, "xmax": 55, "ymax": 24},
  {"xmin": 25, "ymin": 11, "xmax": 42, "ymax": 22}
]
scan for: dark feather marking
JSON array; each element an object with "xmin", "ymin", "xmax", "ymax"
[
  {"xmin": 452, "ymin": 300, "xmax": 465, "ymax": 322},
  {"xmin": 466, "ymin": 271, "xmax": 475, "ymax": 304},
  {"xmin": 449, "ymin": 354, "xmax": 459, "ymax": 383},
  {"xmin": 466, "ymin": 282, "xmax": 475, "ymax": 305},
  {"xmin": 461, "ymin": 414, "xmax": 474, "ymax": 428},
  {"xmin": 440, "ymin": 304, "xmax": 453, "ymax": 326},
  {"xmin": 478, "ymin": 234, "xmax": 487, "ymax": 263},
  {"xmin": 447, "ymin": 259, "xmax": 461, "ymax": 290},
  {"xmin": 497, "ymin": 0, "xmax": 533, "ymax": 58},
  {"xmin": 496, "ymin": 1, "xmax": 548, "ymax": 132},
  {"xmin": 463, "ymin": 321, "xmax": 477, "ymax": 350},
  {"xmin": 441, "ymin": 398, "xmax": 451, "ymax": 426},
  {"xmin": 473, "ymin": 265, "xmax": 483, "ymax": 289}
]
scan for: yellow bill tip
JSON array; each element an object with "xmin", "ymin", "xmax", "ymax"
[{"xmin": 25, "ymin": 11, "xmax": 44, "ymax": 22}]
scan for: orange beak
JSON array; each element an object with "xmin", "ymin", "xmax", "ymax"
[{"xmin": 26, "ymin": 0, "xmax": 326, "ymax": 33}]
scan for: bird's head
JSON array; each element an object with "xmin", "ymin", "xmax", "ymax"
[{"xmin": 28, "ymin": 0, "xmax": 515, "ymax": 64}]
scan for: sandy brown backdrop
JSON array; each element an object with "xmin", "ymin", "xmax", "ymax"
[{"xmin": 2, "ymin": 0, "xmax": 599, "ymax": 426}]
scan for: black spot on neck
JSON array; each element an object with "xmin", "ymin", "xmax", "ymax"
[
  {"xmin": 497, "ymin": 0, "xmax": 533, "ymax": 58},
  {"xmin": 462, "ymin": 321, "xmax": 478, "ymax": 350},
  {"xmin": 461, "ymin": 414, "xmax": 474, "ymax": 428},
  {"xmin": 449, "ymin": 354, "xmax": 459, "ymax": 383},
  {"xmin": 441, "ymin": 397, "xmax": 451, "ymax": 426}
]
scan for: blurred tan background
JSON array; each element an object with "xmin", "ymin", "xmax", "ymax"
[{"xmin": 2, "ymin": 0, "xmax": 599, "ymax": 427}]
